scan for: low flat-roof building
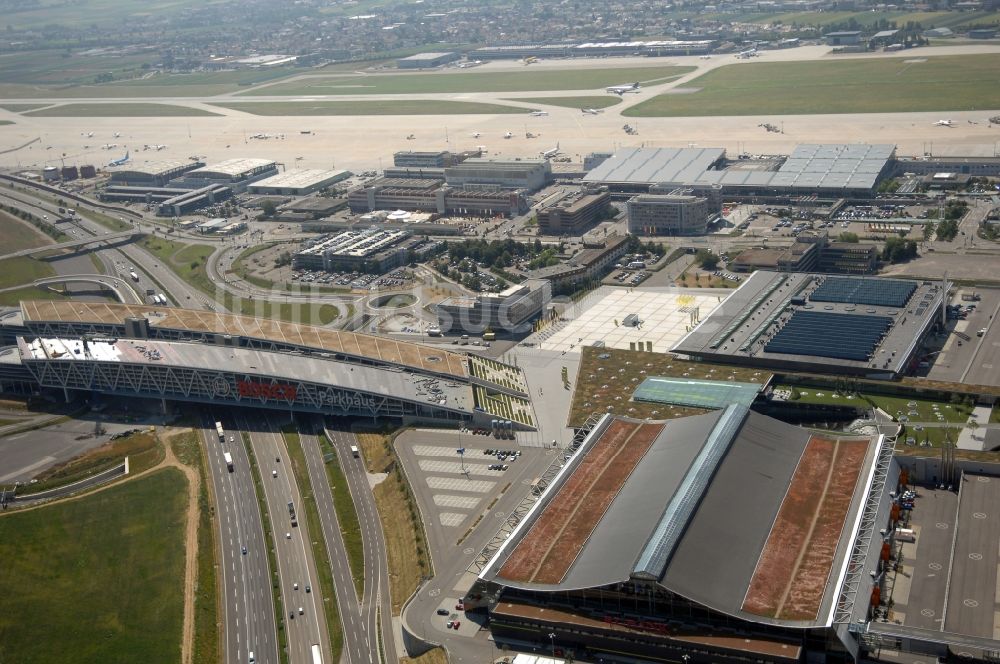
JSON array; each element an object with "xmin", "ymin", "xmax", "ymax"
[
  {"xmin": 396, "ymin": 51, "xmax": 460, "ymax": 69},
  {"xmin": 437, "ymin": 281, "xmax": 549, "ymax": 334},
  {"xmin": 526, "ymin": 235, "xmax": 630, "ymax": 294},
  {"xmin": 155, "ymin": 184, "xmax": 233, "ymax": 217},
  {"xmin": 731, "ymin": 232, "xmax": 877, "ymax": 275},
  {"xmin": 445, "ymin": 158, "xmax": 551, "ymax": 192},
  {"xmin": 537, "ymin": 187, "xmax": 612, "ymax": 235},
  {"xmin": 347, "ymin": 177, "xmax": 528, "ymax": 217},
  {"xmin": 247, "ymin": 169, "xmax": 350, "ymax": 196}
]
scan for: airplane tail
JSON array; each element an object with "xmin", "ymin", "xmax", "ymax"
[{"xmin": 633, "ymin": 82, "xmax": 640, "ymax": 88}]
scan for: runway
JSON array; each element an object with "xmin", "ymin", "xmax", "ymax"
[{"xmin": 2, "ymin": 45, "xmax": 999, "ymax": 174}]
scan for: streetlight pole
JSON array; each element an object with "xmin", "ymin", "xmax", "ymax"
[{"xmin": 549, "ymin": 632, "xmax": 556, "ymax": 657}]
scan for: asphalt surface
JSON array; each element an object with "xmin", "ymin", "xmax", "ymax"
[
  {"xmin": 300, "ymin": 428, "xmax": 374, "ymax": 663},
  {"xmin": 240, "ymin": 413, "xmax": 329, "ymax": 664},
  {"xmin": 0, "ymin": 415, "xmax": 137, "ymax": 484},
  {"xmin": 944, "ymin": 474, "xmax": 1000, "ymax": 639},
  {"xmin": 397, "ymin": 428, "xmax": 560, "ymax": 663},
  {"xmin": 897, "ymin": 487, "xmax": 958, "ymax": 632},
  {"xmin": 324, "ymin": 425, "xmax": 397, "ymax": 663},
  {"xmin": 201, "ymin": 415, "xmax": 278, "ymax": 664}
]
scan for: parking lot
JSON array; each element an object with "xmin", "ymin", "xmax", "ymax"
[
  {"xmin": 394, "ymin": 428, "xmax": 560, "ymax": 638},
  {"xmin": 925, "ymin": 287, "xmax": 1000, "ymax": 387},
  {"xmin": 290, "ymin": 266, "xmax": 414, "ymax": 290}
]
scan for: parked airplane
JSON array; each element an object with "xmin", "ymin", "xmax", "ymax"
[
  {"xmin": 155, "ymin": 144, "xmax": 167, "ymax": 150},
  {"xmin": 504, "ymin": 131, "xmax": 513, "ymax": 139},
  {"xmin": 933, "ymin": 119, "xmax": 955, "ymax": 127},
  {"xmin": 529, "ymin": 110, "xmax": 549, "ymax": 117},
  {"xmin": 108, "ymin": 151, "xmax": 130, "ymax": 167},
  {"xmin": 471, "ymin": 131, "xmax": 481, "ymax": 138},
  {"xmin": 581, "ymin": 108, "xmax": 602, "ymax": 115},
  {"xmin": 607, "ymin": 82, "xmax": 641, "ymax": 95},
  {"xmin": 523, "ymin": 56, "xmax": 538, "ymax": 65},
  {"xmin": 113, "ymin": 132, "xmax": 121, "ymax": 138},
  {"xmin": 540, "ymin": 142, "xmax": 561, "ymax": 159},
  {"xmin": 736, "ymin": 49, "xmax": 758, "ymax": 59},
  {"xmin": 700, "ymin": 55, "xmax": 712, "ymax": 59}
]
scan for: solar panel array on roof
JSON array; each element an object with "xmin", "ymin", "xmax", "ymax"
[
  {"xmin": 810, "ymin": 277, "xmax": 916, "ymax": 308},
  {"xmin": 765, "ymin": 310, "xmax": 892, "ymax": 361}
]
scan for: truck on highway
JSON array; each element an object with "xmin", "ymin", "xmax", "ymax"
[
  {"xmin": 129, "ymin": 271, "xmax": 139, "ymax": 282},
  {"xmin": 215, "ymin": 421, "xmax": 225, "ymax": 442},
  {"xmin": 224, "ymin": 452, "xmax": 234, "ymax": 472},
  {"xmin": 351, "ymin": 445, "xmax": 359, "ymax": 458},
  {"xmin": 311, "ymin": 644, "xmax": 322, "ymax": 664},
  {"xmin": 288, "ymin": 501, "xmax": 298, "ymax": 527},
  {"xmin": 157, "ymin": 293, "xmax": 167, "ymax": 305}
]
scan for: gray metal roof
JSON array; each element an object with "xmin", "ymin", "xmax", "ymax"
[
  {"xmin": 582, "ymin": 147, "xmax": 725, "ymax": 185},
  {"xmin": 585, "ymin": 144, "xmax": 894, "ymax": 192}
]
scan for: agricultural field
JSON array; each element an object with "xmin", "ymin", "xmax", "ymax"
[
  {"xmin": 0, "ymin": 469, "xmax": 187, "ymax": 664},
  {"xmin": 242, "ymin": 65, "xmax": 695, "ymax": 96},
  {"xmin": 212, "ymin": 100, "xmax": 529, "ymax": 116},
  {"xmin": 26, "ymin": 103, "xmax": 220, "ymax": 117},
  {"xmin": 506, "ymin": 95, "xmax": 623, "ymax": 110},
  {"xmin": 625, "ymin": 53, "xmax": 1000, "ymax": 116}
]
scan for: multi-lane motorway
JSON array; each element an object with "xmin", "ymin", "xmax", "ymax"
[
  {"xmin": 240, "ymin": 413, "xmax": 330, "ymax": 664},
  {"xmin": 323, "ymin": 426, "xmax": 398, "ymax": 663},
  {"xmin": 201, "ymin": 415, "xmax": 278, "ymax": 664}
]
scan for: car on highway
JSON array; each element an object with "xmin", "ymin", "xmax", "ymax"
[
  {"xmin": 437, "ymin": 608, "xmax": 449, "ymax": 615},
  {"xmin": 452, "ymin": 621, "xmax": 461, "ymax": 629},
  {"xmin": 242, "ymin": 545, "xmax": 247, "ymax": 555},
  {"xmin": 306, "ymin": 585, "xmax": 311, "ymax": 593},
  {"xmin": 286, "ymin": 532, "xmax": 291, "ymax": 539},
  {"xmin": 298, "ymin": 607, "xmax": 304, "ymax": 615},
  {"xmin": 272, "ymin": 470, "xmax": 278, "ymax": 477}
]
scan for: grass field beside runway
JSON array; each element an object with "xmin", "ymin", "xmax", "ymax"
[
  {"xmin": 241, "ymin": 64, "xmax": 695, "ymax": 96},
  {"xmin": 212, "ymin": 100, "xmax": 529, "ymax": 115},
  {"xmin": 625, "ymin": 53, "xmax": 1000, "ymax": 116},
  {"xmin": 0, "ymin": 468, "xmax": 187, "ymax": 664},
  {"xmin": 25, "ymin": 103, "xmax": 221, "ymax": 117}
]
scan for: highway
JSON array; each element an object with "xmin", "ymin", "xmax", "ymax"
[
  {"xmin": 240, "ymin": 413, "xmax": 330, "ymax": 664},
  {"xmin": 323, "ymin": 425, "xmax": 397, "ymax": 663},
  {"xmin": 300, "ymin": 428, "xmax": 372, "ymax": 663},
  {"xmin": 201, "ymin": 415, "xmax": 278, "ymax": 664},
  {"xmin": 0, "ymin": 185, "xmax": 216, "ymax": 310}
]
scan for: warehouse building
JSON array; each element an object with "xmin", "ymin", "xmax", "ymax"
[
  {"xmin": 108, "ymin": 159, "xmax": 202, "ymax": 187},
  {"xmin": 437, "ymin": 281, "xmax": 549, "ymax": 334},
  {"xmin": 247, "ymin": 169, "xmax": 350, "ymax": 196},
  {"xmin": 536, "ymin": 187, "xmax": 612, "ymax": 235},
  {"xmin": 445, "ymin": 158, "xmax": 551, "ymax": 192},
  {"xmin": 627, "ymin": 191, "xmax": 712, "ymax": 236},
  {"xmin": 155, "ymin": 184, "xmax": 233, "ymax": 217},
  {"xmin": 396, "ymin": 51, "xmax": 460, "ymax": 69}
]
